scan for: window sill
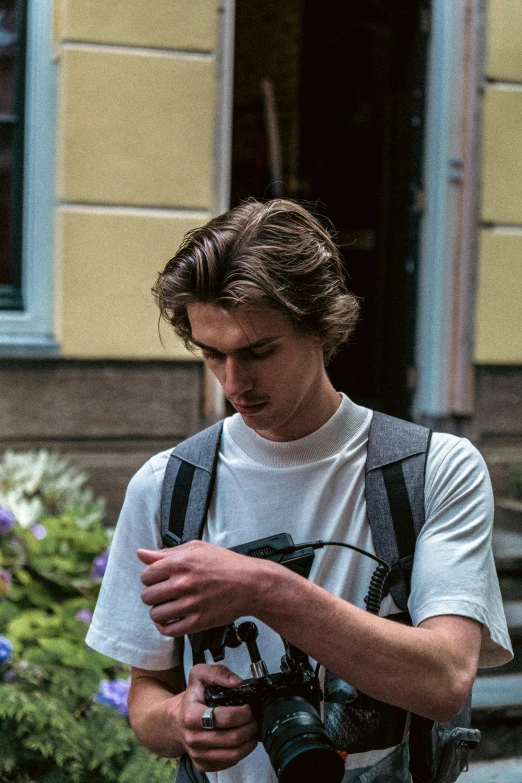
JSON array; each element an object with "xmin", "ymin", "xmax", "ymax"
[{"xmin": 0, "ymin": 334, "xmax": 59, "ymax": 358}]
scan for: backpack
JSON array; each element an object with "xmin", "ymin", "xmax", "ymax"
[{"xmin": 160, "ymin": 411, "xmax": 481, "ymax": 783}]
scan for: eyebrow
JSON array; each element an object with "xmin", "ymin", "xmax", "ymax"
[{"xmin": 191, "ymin": 335, "xmax": 281, "ymax": 356}]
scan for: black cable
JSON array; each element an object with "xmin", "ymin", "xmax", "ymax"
[
  {"xmin": 297, "ymin": 539, "xmax": 391, "ymax": 616},
  {"xmin": 302, "ymin": 539, "xmax": 390, "ymax": 570}
]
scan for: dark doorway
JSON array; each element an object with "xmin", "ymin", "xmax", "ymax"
[{"xmin": 231, "ymin": 0, "xmax": 429, "ymax": 418}]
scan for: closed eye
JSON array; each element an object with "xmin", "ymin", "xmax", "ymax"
[
  {"xmin": 248, "ymin": 347, "xmax": 275, "ymax": 360},
  {"xmin": 202, "ymin": 349, "xmax": 225, "ymax": 361}
]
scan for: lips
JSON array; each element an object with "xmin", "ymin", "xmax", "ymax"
[{"xmin": 233, "ymin": 401, "xmax": 267, "ymax": 416}]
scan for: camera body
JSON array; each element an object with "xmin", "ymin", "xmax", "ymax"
[
  {"xmin": 198, "ymin": 534, "xmax": 345, "ymax": 783},
  {"xmin": 205, "ymin": 639, "xmax": 343, "ymax": 783},
  {"xmin": 205, "ymin": 645, "xmax": 322, "ymax": 716}
]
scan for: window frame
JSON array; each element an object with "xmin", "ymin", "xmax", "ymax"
[
  {"xmin": 0, "ymin": 0, "xmax": 57, "ymax": 357},
  {"xmin": 0, "ymin": 0, "xmax": 26, "ymax": 309}
]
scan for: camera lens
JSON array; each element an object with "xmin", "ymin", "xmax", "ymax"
[{"xmin": 260, "ymin": 695, "xmax": 345, "ymax": 783}]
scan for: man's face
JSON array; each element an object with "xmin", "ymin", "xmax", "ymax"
[{"xmin": 187, "ymin": 303, "xmax": 332, "ymax": 442}]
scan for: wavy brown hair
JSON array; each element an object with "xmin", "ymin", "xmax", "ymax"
[{"xmin": 152, "ymin": 199, "xmax": 360, "ymax": 362}]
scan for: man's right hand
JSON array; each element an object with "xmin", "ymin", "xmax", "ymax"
[{"xmin": 176, "ymin": 664, "xmax": 258, "ymax": 773}]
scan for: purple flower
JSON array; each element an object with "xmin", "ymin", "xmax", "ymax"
[
  {"xmin": 31, "ymin": 524, "xmax": 47, "ymax": 540},
  {"xmin": 3, "ymin": 668, "xmax": 16, "ymax": 682},
  {"xmin": 95, "ymin": 678, "xmax": 130, "ymax": 715},
  {"xmin": 0, "ymin": 635, "xmax": 13, "ymax": 664},
  {"xmin": 75, "ymin": 609, "xmax": 93, "ymax": 623},
  {"xmin": 0, "ymin": 508, "xmax": 14, "ymax": 535},
  {"xmin": 0, "ymin": 570, "xmax": 11, "ymax": 599},
  {"xmin": 91, "ymin": 550, "xmax": 110, "ymax": 581}
]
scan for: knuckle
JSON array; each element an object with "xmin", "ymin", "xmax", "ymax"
[
  {"xmin": 231, "ymin": 748, "xmax": 247, "ymax": 765},
  {"xmin": 173, "ymin": 574, "xmax": 191, "ymax": 593},
  {"xmin": 191, "ymin": 609, "xmax": 203, "ymax": 627},
  {"xmin": 188, "ymin": 664, "xmax": 204, "ymax": 681},
  {"xmin": 215, "ymin": 664, "xmax": 234, "ymax": 678},
  {"xmin": 230, "ymin": 729, "xmax": 244, "ymax": 746},
  {"xmin": 184, "ymin": 729, "xmax": 199, "ymax": 749}
]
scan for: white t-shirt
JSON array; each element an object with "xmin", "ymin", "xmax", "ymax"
[{"xmin": 87, "ymin": 395, "xmax": 512, "ymax": 781}]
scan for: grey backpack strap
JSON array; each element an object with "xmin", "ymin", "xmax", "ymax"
[
  {"xmin": 158, "ymin": 421, "xmax": 224, "ymax": 693},
  {"xmin": 160, "ymin": 421, "xmax": 224, "ymax": 547},
  {"xmin": 365, "ymin": 411, "xmax": 432, "ymax": 611}
]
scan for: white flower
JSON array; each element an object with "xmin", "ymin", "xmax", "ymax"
[
  {"xmin": 0, "ymin": 449, "xmax": 105, "ymax": 526},
  {"xmin": 15, "ymin": 497, "xmax": 44, "ymax": 529}
]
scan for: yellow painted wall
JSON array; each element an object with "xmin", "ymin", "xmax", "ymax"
[
  {"xmin": 486, "ymin": 0, "xmax": 522, "ymax": 82},
  {"xmin": 54, "ymin": 0, "xmax": 220, "ymax": 359},
  {"xmin": 56, "ymin": 209, "xmax": 206, "ymax": 359},
  {"xmin": 475, "ymin": 230, "xmax": 522, "ymax": 364},
  {"xmin": 475, "ymin": 1, "xmax": 522, "ymax": 363},
  {"xmin": 481, "ymin": 85, "xmax": 522, "ymax": 225},
  {"xmin": 57, "ymin": 47, "xmax": 216, "ymax": 208},
  {"xmin": 58, "ymin": 0, "xmax": 217, "ymax": 52}
]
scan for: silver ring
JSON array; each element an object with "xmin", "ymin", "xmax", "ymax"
[{"xmin": 201, "ymin": 706, "xmax": 216, "ymax": 730}]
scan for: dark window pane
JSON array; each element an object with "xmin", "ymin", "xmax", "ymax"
[
  {"xmin": 0, "ymin": 2, "xmax": 19, "ymax": 116},
  {"xmin": 0, "ymin": 0, "xmax": 24, "ymax": 308},
  {"xmin": 0, "ymin": 124, "xmax": 13, "ymax": 284}
]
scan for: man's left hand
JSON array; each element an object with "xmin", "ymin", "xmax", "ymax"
[{"xmin": 138, "ymin": 541, "xmax": 268, "ymax": 637}]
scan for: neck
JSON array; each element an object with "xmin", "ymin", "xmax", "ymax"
[{"xmin": 256, "ymin": 372, "xmax": 341, "ymax": 442}]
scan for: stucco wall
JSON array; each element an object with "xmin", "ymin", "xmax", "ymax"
[
  {"xmin": 475, "ymin": 0, "xmax": 522, "ymax": 364},
  {"xmin": 54, "ymin": 0, "xmax": 218, "ymax": 359}
]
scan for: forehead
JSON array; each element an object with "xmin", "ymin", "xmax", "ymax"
[{"xmin": 187, "ymin": 303, "xmax": 298, "ymax": 350}]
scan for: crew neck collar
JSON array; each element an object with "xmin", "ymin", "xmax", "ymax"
[{"xmin": 224, "ymin": 393, "xmax": 370, "ymax": 468}]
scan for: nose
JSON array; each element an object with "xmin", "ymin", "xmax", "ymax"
[{"xmin": 222, "ymin": 356, "xmax": 254, "ymax": 399}]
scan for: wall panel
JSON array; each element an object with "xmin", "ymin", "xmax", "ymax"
[
  {"xmin": 486, "ymin": 0, "xmax": 522, "ymax": 82},
  {"xmin": 475, "ymin": 230, "xmax": 522, "ymax": 364},
  {"xmin": 57, "ymin": 47, "xmax": 216, "ymax": 209},
  {"xmin": 58, "ymin": 0, "xmax": 217, "ymax": 52},
  {"xmin": 481, "ymin": 86, "xmax": 522, "ymax": 225},
  {"xmin": 57, "ymin": 208, "xmax": 206, "ymax": 359}
]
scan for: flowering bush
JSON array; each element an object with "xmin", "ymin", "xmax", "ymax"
[
  {"xmin": 95, "ymin": 678, "xmax": 132, "ymax": 715},
  {"xmin": 0, "ymin": 450, "xmax": 174, "ymax": 783}
]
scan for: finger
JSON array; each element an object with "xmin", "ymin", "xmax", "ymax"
[
  {"xmin": 153, "ymin": 612, "xmax": 229, "ymax": 639},
  {"xmin": 147, "ymin": 588, "xmax": 198, "ymax": 621},
  {"xmin": 139, "ymin": 560, "xmax": 174, "ymax": 587},
  {"xmin": 213, "ymin": 704, "xmax": 254, "ymax": 730},
  {"xmin": 136, "ymin": 548, "xmax": 169, "ymax": 565},
  {"xmin": 186, "ymin": 664, "xmax": 243, "ymax": 705},
  {"xmin": 150, "ymin": 616, "xmax": 194, "ymax": 639},
  {"xmin": 141, "ymin": 579, "xmax": 182, "ymax": 606},
  {"xmin": 140, "ymin": 556, "xmax": 183, "ymax": 587},
  {"xmin": 191, "ymin": 722, "xmax": 258, "ymax": 751},
  {"xmin": 192, "ymin": 739, "xmax": 258, "ymax": 773},
  {"xmin": 187, "ymin": 702, "xmax": 254, "ymax": 732}
]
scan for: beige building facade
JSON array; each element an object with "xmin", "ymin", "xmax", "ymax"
[{"xmin": 0, "ymin": 0, "xmax": 521, "ymax": 516}]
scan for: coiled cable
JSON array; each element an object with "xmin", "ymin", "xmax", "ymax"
[{"xmin": 363, "ymin": 563, "xmax": 389, "ymax": 615}]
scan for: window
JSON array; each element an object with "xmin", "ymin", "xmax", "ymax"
[
  {"xmin": 0, "ymin": 0, "xmax": 57, "ymax": 356},
  {"xmin": 0, "ymin": 0, "xmax": 25, "ymax": 309}
]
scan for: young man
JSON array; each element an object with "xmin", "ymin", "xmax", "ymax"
[{"xmin": 87, "ymin": 200, "xmax": 512, "ymax": 783}]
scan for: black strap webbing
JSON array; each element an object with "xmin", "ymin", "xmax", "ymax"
[
  {"xmin": 381, "ymin": 461, "xmax": 417, "ymax": 560},
  {"xmin": 166, "ymin": 461, "xmax": 196, "ymax": 546}
]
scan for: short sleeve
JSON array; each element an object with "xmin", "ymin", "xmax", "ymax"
[
  {"xmin": 408, "ymin": 434, "xmax": 513, "ymax": 668},
  {"xmin": 86, "ymin": 451, "xmax": 182, "ymax": 670}
]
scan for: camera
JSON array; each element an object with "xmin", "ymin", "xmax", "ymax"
[
  {"xmin": 205, "ymin": 621, "xmax": 345, "ymax": 783},
  {"xmin": 195, "ymin": 534, "xmax": 346, "ymax": 783}
]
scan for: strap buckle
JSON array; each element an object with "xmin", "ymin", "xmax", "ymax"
[{"xmin": 163, "ymin": 531, "xmax": 182, "ymax": 547}]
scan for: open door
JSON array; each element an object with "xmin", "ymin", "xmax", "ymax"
[{"xmin": 231, "ymin": 0, "xmax": 430, "ymax": 419}]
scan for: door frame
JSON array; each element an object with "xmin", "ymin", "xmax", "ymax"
[{"xmin": 415, "ymin": 0, "xmax": 484, "ymax": 421}]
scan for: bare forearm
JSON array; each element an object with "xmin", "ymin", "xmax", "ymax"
[
  {"xmin": 128, "ymin": 674, "xmax": 185, "ymax": 758},
  {"xmin": 253, "ymin": 562, "xmax": 480, "ymax": 722}
]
